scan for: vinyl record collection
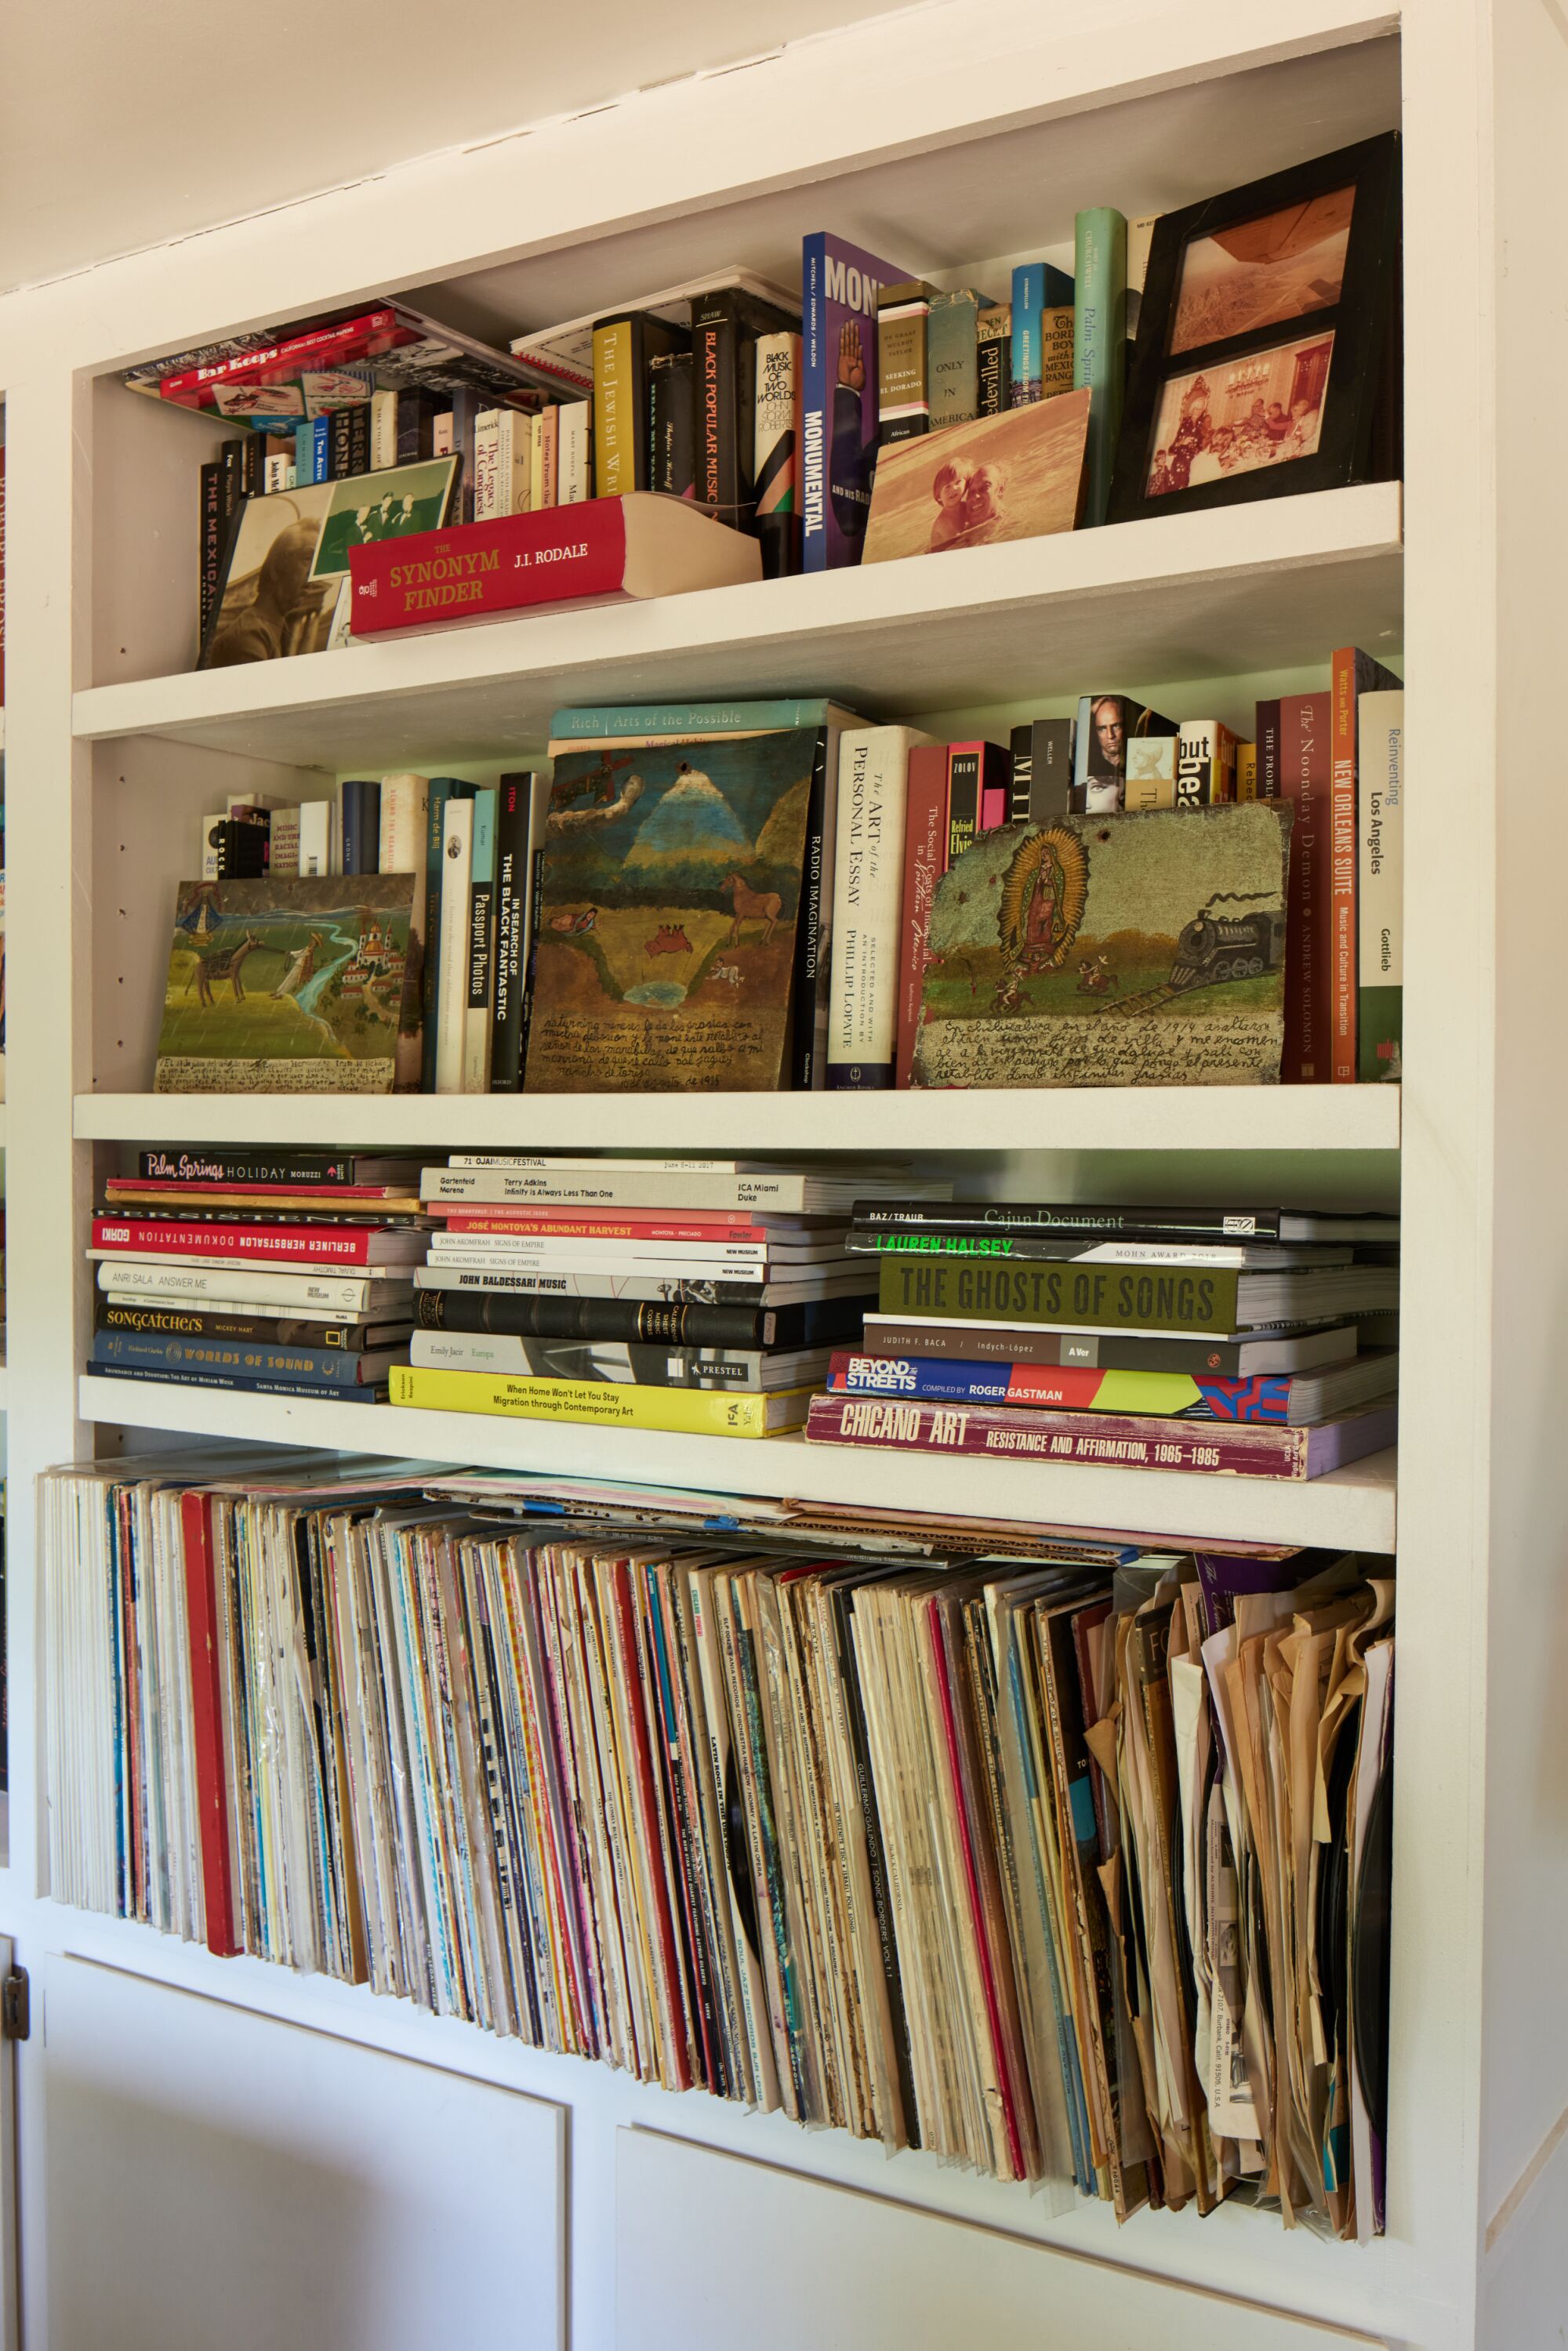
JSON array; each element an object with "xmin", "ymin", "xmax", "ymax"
[{"xmin": 43, "ymin": 1453, "xmax": 1394, "ymax": 2238}]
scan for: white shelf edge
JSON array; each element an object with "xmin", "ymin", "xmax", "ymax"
[
  {"xmin": 74, "ymin": 1085, "xmax": 1400, "ymax": 1154},
  {"xmin": 78, "ymin": 1377, "xmax": 1396, "ymax": 1553},
  {"xmin": 71, "ymin": 484, "xmax": 1403, "ymax": 753}
]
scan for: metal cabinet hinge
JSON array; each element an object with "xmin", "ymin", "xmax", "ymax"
[{"xmin": 2, "ymin": 1967, "xmax": 31, "ymax": 2041}]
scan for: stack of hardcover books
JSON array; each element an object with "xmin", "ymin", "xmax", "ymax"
[
  {"xmin": 89, "ymin": 1148, "xmax": 428, "ymax": 1402},
  {"xmin": 391, "ymin": 1156, "xmax": 950, "ymax": 1438},
  {"xmin": 808, "ymin": 1198, "xmax": 1400, "ymax": 1481}
]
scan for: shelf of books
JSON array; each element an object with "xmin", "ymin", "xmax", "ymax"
[
  {"xmin": 1, "ymin": 0, "xmax": 1554, "ymax": 2344},
  {"xmin": 71, "ymin": 484, "xmax": 1402, "ymax": 771}
]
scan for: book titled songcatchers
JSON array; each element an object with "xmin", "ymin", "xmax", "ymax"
[
  {"xmin": 523, "ymin": 731, "xmax": 818, "ymax": 1093},
  {"xmin": 155, "ymin": 876, "xmax": 419, "ymax": 1094}
]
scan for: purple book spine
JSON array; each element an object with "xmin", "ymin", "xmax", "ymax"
[
  {"xmin": 800, "ymin": 232, "xmax": 905, "ymax": 575},
  {"xmin": 805, "ymin": 1395, "xmax": 1397, "ymax": 1480}
]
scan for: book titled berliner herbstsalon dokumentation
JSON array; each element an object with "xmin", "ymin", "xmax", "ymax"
[{"xmin": 348, "ymin": 493, "xmax": 760, "ymax": 636}]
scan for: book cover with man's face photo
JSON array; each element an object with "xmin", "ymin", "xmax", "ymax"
[{"xmin": 200, "ymin": 453, "xmax": 458, "ymax": 667}]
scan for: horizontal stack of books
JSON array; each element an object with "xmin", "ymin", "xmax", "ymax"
[
  {"xmin": 392, "ymin": 1157, "xmax": 949, "ymax": 1436},
  {"xmin": 89, "ymin": 1148, "xmax": 428, "ymax": 1401},
  {"xmin": 808, "ymin": 1198, "xmax": 1399, "ymax": 1481},
  {"xmin": 43, "ymin": 1453, "xmax": 1395, "ymax": 2237}
]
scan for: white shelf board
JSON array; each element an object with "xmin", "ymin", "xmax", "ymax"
[
  {"xmin": 75, "ymin": 1085, "xmax": 1400, "ymax": 1154},
  {"xmin": 71, "ymin": 485, "xmax": 1403, "ymax": 770},
  {"xmin": 77, "ymin": 1376, "xmax": 1397, "ymax": 1552}
]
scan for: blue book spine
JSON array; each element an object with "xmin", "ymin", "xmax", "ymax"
[
  {"xmin": 93, "ymin": 1330, "xmax": 385, "ymax": 1385},
  {"xmin": 1073, "ymin": 209, "xmax": 1128, "ymax": 525},
  {"xmin": 93, "ymin": 1355, "xmax": 387, "ymax": 1401},
  {"xmin": 830, "ymin": 1356, "xmax": 1024, "ymax": 1404},
  {"xmin": 800, "ymin": 231, "xmax": 904, "ymax": 575},
  {"xmin": 312, "ymin": 415, "xmax": 332, "ymax": 483},
  {"xmin": 551, "ymin": 697, "xmax": 845, "ymax": 739},
  {"xmin": 1010, "ymin": 263, "xmax": 1074, "ymax": 407}
]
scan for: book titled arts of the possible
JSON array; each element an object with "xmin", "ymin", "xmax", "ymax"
[{"xmin": 522, "ymin": 731, "xmax": 818, "ymax": 1094}]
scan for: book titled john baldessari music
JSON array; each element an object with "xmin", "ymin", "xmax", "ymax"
[{"xmin": 349, "ymin": 493, "xmax": 760, "ymax": 636}]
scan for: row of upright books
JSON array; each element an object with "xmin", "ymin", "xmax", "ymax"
[
  {"xmin": 161, "ymin": 665, "xmax": 1403, "ymax": 1099},
  {"xmin": 89, "ymin": 1148, "xmax": 1399, "ymax": 1486},
  {"xmin": 43, "ymin": 1451, "xmax": 1394, "ymax": 2237}
]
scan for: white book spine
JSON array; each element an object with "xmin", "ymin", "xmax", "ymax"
[
  {"xmin": 558, "ymin": 402, "xmax": 590, "ymax": 502},
  {"xmin": 267, "ymin": 807, "xmax": 301, "ymax": 876},
  {"xmin": 370, "ymin": 387, "xmax": 399, "ymax": 470},
  {"xmin": 432, "ymin": 411, "xmax": 456, "ymax": 458},
  {"xmin": 413, "ymin": 1266, "xmax": 769, "ymax": 1297},
  {"xmin": 1357, "ymin": 688, "xmax": 1403, "ymax": 1068},
  {"xmin": 378, "ymin": 771, "xmax": 430, "ymax": 1091},
  {"xmin": 95, "ymin": 1261, "xmax": 379, "ymax": 1309},
  {"xmin": 200, "ymin": 812, "xmax": 225, "ymax": 882},
  {"xmin": 434, "ymin": 798, "xmax": 474, "ymax": 1094},
  {"xmin": 539, "ymin": 408, "xmax": 559, "ymax": 508},
  {"xmin": 419, "ymin": 1169, "xmax": 817, "ymax": 1208},
  {"xmin": 472, "ymin": 410, "xmax": 503, "ymax": 521},
  {"xmin": 297, "ymin": 800, "xmax": 335, "ymax": 878},
  {"xmin": 527, "ymin": 413, "xmax": 545, "ymax": 514},
  {"xmin": 264, "ymin": 450, "xmax": 291, "ymax": 493},
  {"xmin": 826, "ymin": 725, "xmax": 932, "ymax": 1087}
]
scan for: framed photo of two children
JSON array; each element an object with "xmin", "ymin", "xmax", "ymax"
[{"xmin": 1108, "ymin": 132, "xmax": 1400, "ymax": 524}]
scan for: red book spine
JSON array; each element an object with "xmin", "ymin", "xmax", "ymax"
[
  {"xmin": 106, "ymin": 1181, "xmax": 408, "ymax": 1203},
  {"xmin": 158, "ymin": 310, "xmax": 405, "ymax": 405},
  {"xmin": 92, "ymin": 1217, "xmax": 380, "ymax": 1263},
  {"xmin": 1329, "ymin": 648, "xmax": 1359, "ymax": 1084},
  {"xmin": 805, "ymin": 1391, "xmax": 1325, "ymax": 1477},
  {"xmin": 895, "ymin": 746, "xmax": 950, "ymax": 1089},
  {"xmin": 350, "ymin": 502, "xmax": 630, "ymax": 635},
  {"xmin": 441, "ymin": 1213, "xmax": 778, "ymax": 1242},
  {"xmin": 1277, "ymin": 692, "xmax": 1334, "ymax": 1083},
  {"xmin": 180, "ymin": 1492, "xmax": 239, "ymax": 1957}
]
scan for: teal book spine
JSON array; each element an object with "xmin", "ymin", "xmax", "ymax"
[
  {"xmin": 1073, "ymin": 209, "xmax": 1127, "ymax": 525},
  {"xmin": 550, "ymin": 698, "xmax": 845, "ymax": 738}
]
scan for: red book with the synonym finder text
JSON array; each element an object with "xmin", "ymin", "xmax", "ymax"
[{"xmin": 348, "ymin": 494, "xmax": 760, "ymax": 637}]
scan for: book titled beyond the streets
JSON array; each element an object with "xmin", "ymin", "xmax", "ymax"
[
  {"xmin": 523, "ymin": 731, "xmax": 818, "ymax": 1092},
  {"xmin": 911, "ymin": 802, "xmax": 1293, "ymax": 1088}
]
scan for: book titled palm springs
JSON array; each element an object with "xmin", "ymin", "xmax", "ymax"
[{"xmin": 801, "ymin": 234, "xmax": 905, "ymax": 574}]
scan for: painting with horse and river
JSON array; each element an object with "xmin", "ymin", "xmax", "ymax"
[
  {"xmin": 154, "ymin": 875, "xmax": 418, "ymax": 1093},
  {"xmin": 524, "ymin": 729, "xmax": 818, "ymax": 1094}
]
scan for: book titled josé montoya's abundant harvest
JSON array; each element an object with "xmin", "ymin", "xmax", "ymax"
[{"xmin": 348, "ymin": 493, "xmax": 760, "ymax": 634}]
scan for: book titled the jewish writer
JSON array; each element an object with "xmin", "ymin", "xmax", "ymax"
[{"xmin": 801, "ymin": 234, "xmax": 906, "ymax": 574}]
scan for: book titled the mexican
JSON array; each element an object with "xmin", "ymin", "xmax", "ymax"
[
  {"xmin": 824, "ymin": 1347, "xmax": 1397, "ymax": 1424},
  {"xmin": 348, "ymin": 495, "xmax": 760, "ymax": 637},
  {"xmin": 388, "ymin": 1363, "xmax": 811, "ymax": 1435},
  {"xmin": 805, "ymin": 1392, "xmax": 1397, "ymax": 1478},
  {"xmin": 90, "ymin": 1217, "xmax": 426, "ymax": 1266}
]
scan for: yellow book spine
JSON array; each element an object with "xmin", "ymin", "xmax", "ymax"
[
  {"xmin": 593, "ymin": 320, "xmax": 633, "ymax": 498},
  {"xmin": 1236, "ymin": 742, "xmax": 1258, "ymax": 802},
  {"xmin": 388, "ymin": 1364, "xmax": 808, "ymax": 1437}
]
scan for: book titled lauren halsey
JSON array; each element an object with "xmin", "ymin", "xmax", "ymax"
[
  {"xmin": 805, "ymin": 1391, "xmax": 1397, "ymax": 1478},
  {"xmin": 801, "ymin": 234, "xmax": 905, "ymax": 574},
  {"xmin": 349, "ymin": 496, "xmax": 760, "ymax": 636}
]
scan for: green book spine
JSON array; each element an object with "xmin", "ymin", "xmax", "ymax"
[
  {"xmin": 877, "ymin": 1254, "xmax": 1241, "ymax": 1335},
  {"xmin": 1073, "ymin": 209, "xmax": 1127, "ymax": 527},
  {"xmin": 927, "ymin": 291, "xmax": 981, "ymax": 427}
]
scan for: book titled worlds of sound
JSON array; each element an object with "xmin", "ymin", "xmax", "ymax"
[{"xmin": 348, "ymin": 494, "xmax": 760, "ymax": 637}]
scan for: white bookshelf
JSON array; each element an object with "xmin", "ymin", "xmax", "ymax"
[
  {"xmin": 0, "ymin": 1, "xmax": 1555, "ymax": 2346},
  {"xmin": 71, "ymin": 482, "xmax": 1402, "ymax": 769}
]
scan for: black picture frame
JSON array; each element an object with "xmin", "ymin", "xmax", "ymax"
[{"xmin": 1106, "ymin": 133, "xmax": 1400, "ymax": 526}]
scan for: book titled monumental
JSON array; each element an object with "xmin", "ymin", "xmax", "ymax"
[{"xmin": 348, "ymin": 494, "xmax": 760, "ymax": 636}]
